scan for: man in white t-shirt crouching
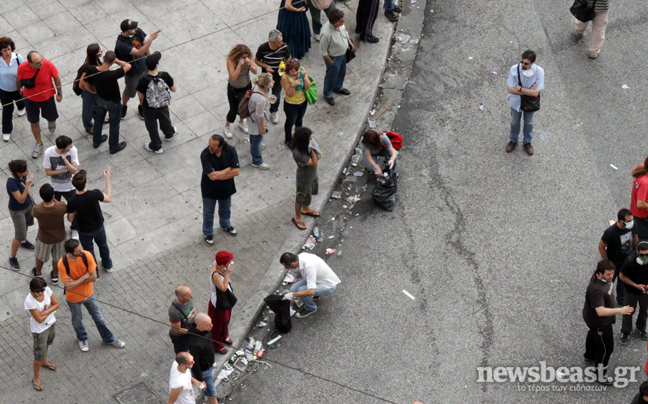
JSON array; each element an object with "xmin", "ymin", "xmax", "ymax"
[{"xmin": 168, "ymin": 352, "xmax": 206, "ymax": 404}]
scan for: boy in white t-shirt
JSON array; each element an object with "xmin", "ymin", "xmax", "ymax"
[
  {"xmin": 169, "ymin": 352, "xmax": 204, "ymax": 404},
  {"xmin": 42, "ymin": 135, "xmax": 79, "ymax": 237},
  {"xmin": 24, "ymin": 277, "xmax": 59, "ymax": 391}
]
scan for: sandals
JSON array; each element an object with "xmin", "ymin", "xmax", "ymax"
[
  {"xmin": 32, "ymin": 268, "xmax": 43, "ymax": 278},
  {"xmin": 301, "ymin": 210, "xmax": 320, "ymax": 218},
  {"xmin": 223, "ymin": 338, "xmax": 233, "ymax": 345},
  {"xmin": 43, "ymin": 362, "xmax": 56, "ymax": 371},
  {"xmin": 32, "ymin": 379, "xmax": 43, "ymax": 391},
  {"xmin": 291, "ymin": 218, "xmax": 307, "ymax": 230},
  {"xmin": 50, "ymin": 271, "xmax": 59, "ymax": 284}
]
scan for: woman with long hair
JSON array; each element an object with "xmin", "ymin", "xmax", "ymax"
[
  {"xmin": 224, "ymin": 44, "xmax": 257, "ymax": 139},
  {"xmin": 291, "ymin": 127, "xmax": 320, "ymax": 230},
  {"xmin": 6, "ymin": 159, "xmax": 35, "ymax": 270},
  {"xmin": 280, "ymin": 58, "xmax": 310, "ymax": 146},
  {"xmin": 78, "ymin": 43, "xmax": 104, "ymax": 135},
  {"xmin": 0, "ymin": 36, "xmax": 26, "ymax": 142}
]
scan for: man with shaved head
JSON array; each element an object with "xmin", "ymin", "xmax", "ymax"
[
  {"xmin": 188, "ymin": 313, "xmax": 219, "ymax": 404},
  {"xmin": 168, "ymin": 351, "xmax": 204, "ymax": 404},
  {"xmin": 168, "ymin": 285, "xmax": 197, "ymax": 353}
]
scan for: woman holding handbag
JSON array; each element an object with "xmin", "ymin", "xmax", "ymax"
[
  {"xmin": 207, "ymin": 250, "xmax": 237, "ymax": 355},
  {"xmin": 281, "ymin": 58, "xmax": 311, "ymax": 146}
]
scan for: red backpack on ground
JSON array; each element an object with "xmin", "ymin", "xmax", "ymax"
[{"xmin": 385, "ymin": 131, "xmax": 403, "ymax": 150}]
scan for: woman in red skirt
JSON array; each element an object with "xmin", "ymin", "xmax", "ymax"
[{"xmin": 208, "ymin": 251, "xmax": 235, "ymax": 354}]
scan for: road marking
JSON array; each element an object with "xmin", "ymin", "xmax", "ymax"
[{"xmin": 402, "ymin": 290, "xmax": 415, "ymax": 300}]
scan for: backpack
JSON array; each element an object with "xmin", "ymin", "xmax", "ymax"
[
  {"xmin": 385, "ymin": 131, "xmax": 403, "ymax": 151},
  {"xmin": 72, "ymin": 64, "xmax": 87, "ymax": 96},
  {"xmin": 146, "ymin": 76, "xmax": 172, "ymax": 108},
  {"xmin": 237, "ymin": 90, "xmax": 253, "ymax": 119},
  {"xmin": 62, "ymin": 252, "xmax": 95, "ymax": 295}
]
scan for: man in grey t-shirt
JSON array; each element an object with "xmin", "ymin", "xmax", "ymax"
[{"xmin": 168, "ymin": 285, "xmax": 196, "ymax": 353}]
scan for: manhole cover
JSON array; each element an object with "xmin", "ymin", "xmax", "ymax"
[{"xmin": 115, "ymin": 382, "xmax": 160, "ymax": 404}]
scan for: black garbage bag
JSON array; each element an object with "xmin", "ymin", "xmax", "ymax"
[
  {"xmin": 264, "ymin": 294, "xmax": 292, "ymax": 333},
  {"xmin": 372, "ymin": 163, "xmax": 397, "ymax": 211}
]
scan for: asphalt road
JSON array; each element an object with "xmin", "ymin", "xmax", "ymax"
[{"xmin": 229, "ymin": 0, "xmax": 648, "ymax": 403}]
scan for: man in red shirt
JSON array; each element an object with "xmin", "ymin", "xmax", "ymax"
[
  {"xmin": 631, "ymin": 158, "xmax": 648, "ymax": 241},
  {"xmin": 16, "ymin": 52, "xmax": 62, "ymax": 159}
]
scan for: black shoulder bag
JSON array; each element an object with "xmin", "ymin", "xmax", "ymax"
[
  {"xmin": 213, "ymin": 271, "xmax": 237, "ymax": 311},
  {"xmin": 570, "ymin": 0, "xmax": 596, "ymax": 23},
  {"xmin": 517, "ymin": 64, "xmax": 540, "ymax": 112},
  {"xmin": 21, "ymin": 68, "xmax": 40, "ymax": 89}
]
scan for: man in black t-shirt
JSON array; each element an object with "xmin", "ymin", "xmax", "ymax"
[
  {"xmin": 583, "ymin": 260, "xmax": 633, "ymax": 385},
  {"xmin": 200, "ymin": 135, "xmax": 240, "ymax": 246},
  {"xmin": 67, "ymin": 169, "xmax": 114, "ymax": 273},
  {"xmin": 599, "ymin": 208, "xmax": 638, "ymax": 305},
  {"xmin": 619, "ymin": 241, "xmax": 648, "ymax": 344},
  {"xmin": 137, "ymin": 52, "xmax": 177, "ymax": 154},
  {"xmin": 255, "ymin": 30, "xmax": 291, "ymax": 122},
  {"xmin": 84, "ymin": 51, "xmax": 130, "ymax": 154}
]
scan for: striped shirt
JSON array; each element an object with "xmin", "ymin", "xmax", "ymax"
[
  {"xmin": 587, "ymin": 0, "xmax": 609, "ymax": 12},
  {"xmin": 255, "ymin": 42, "xmax": 291, "ymax": 72}
]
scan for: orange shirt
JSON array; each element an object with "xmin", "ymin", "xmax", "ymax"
[{"xmin": 58, "ymin": 251, "xmax": 97, "ymax": 303}]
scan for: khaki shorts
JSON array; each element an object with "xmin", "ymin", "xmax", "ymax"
[
  {"xmin": 33, "ymin": 323, "xmax": 55, "ymax": 361},
  {"xmin": 296, "ymin": 178, "xmax": 319, "ymax": 206},
  {"xmin": 34, "ymin": 239, "xmax": 66, "ymax": 263}
]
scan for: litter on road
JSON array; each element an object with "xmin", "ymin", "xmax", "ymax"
[
  {"xmin": 402, "ymin": 290, "xmax": 416, "ymax": 300},
  {"xmin": 610, "ymin": 164, "xmax": 618, "ymax": 170},
  {"xmin": 622, "ymin": 84, "xmax": 630, "ymax": 89},
  {"xmin": 326, "ymin": 248, "xmax": 336, "ymax": 255},
  {"xmin": 331, "ymin": 191, "xmax": 342, "ymax": 199}
]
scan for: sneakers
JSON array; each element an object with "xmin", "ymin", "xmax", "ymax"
[
  {"xmin": 8, "ymin": 256, "xmax": 19, "ymax": 270},
  {"xmin": 105, "ymin": 339, "xmax": 126, "ymax": 348},
  {"xmin": 21, "ymin": 240, "xmax": 35, "ymax": 250},
  {"xmin": 71, "ymin": 230, "xmax": 79, "ymax": 240},
  {"xmin": 32, "ymin": 143, "xmax": 43, "ymax": 158},
  {"xmin": 251, "ymin": 162, "xmax": 270, "ymax": 170},
  {"xmin": 79, "ymin": 340, "xmax": 89, "ymax": 352},
  {"xmin": 104, "ymin": 266, "xmax": 114, "ymax": 273},
  {"xmin": 239, "ymin": 119, "xmax": 249, "ymax": 134},
  {"xmin": 48, "ymin": 122, "xmax": 56, "ymax": 134},
  {"xmin": 271, "ymin": 112, "xmax": 279, "ymax": 124},
  {"xmin": 221, "ymin": 226, "xmax": 238, "ymax": 237},
  {"xmin": 15, "ymin": 108, "xmax": 26, "ymax": 117},
  {"xmin": 224, "ymin": 125, "xmax": 233, "ymax": 139},
  {"xmin": 620, "ymin": 333, "xmax": 630, "ymax": 345},
  {"xmin": 296, "ymin": 307, "xmax": 317, "ymax": 319},
  {"xmin": 143, "ymin": 142, "xmax": 163, "ymax": 154},
  {"xmin": 109, "ymin": 142, "xmax": 127, "ymax": 154},
  {"xmin": 2, "ymin": 133, "xmax": 10, "ymax": 142},
  {"xmin": 313, "ymin": 34, "xmax": 321, "ymax": 41},
  {"xmin": 32, "ymin": 267, "xmax": 43, "ymax": 278},
  {"xmin": 138, "ymin": 105, "xmax": 145, "ymax": 120},
  {"xmin": 165, "ymin": 126, "xmax": 177, "ymax": 141},
  {"xmin": 50, "ymin": 271, "xmax": 59, "ymax": 284},
  {"xmin": 637, "ymin": 327, "xmax": 648, "ymax": 340},
  {"xmin": 121, "ymin": 105, "xmax": 127, "ymax": 120},
  {"xmin": 204, "ymin": 235, "xmax": 214, "ymax": 246}
]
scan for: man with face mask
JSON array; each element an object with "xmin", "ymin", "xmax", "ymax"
[
  {"xmin": 599, "ymin": 208, "xmax": 638, "ymax": 306},
  {"xmin": 505, "ymin": 50, "xmax": 545, "ymax": 155},
  {"xmin": 619, "ymin": 241, "xmax": 648, "ymax": 345}
]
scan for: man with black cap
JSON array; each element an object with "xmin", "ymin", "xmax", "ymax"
[
  {"xmin": 137, "ymin": 52, "xmax": 177, "ymax": 154},
  {"xmin": 114, "ymin": 19, "xmax": 160, "ymax": 120},
  {"xmin": 619, "ymin": 241, "xmax": 648, "ymax": 345}
]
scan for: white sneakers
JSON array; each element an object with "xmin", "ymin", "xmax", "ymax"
[
  {"xmin": 251, "ymin": 162, "xmax": 270, "ymax": 170},
  {"xmin": 271, "ymin": 112, "xmax": 279, "ymax": 124},
  {"xmin": 2, "ymin": 133, "xmax": 10, "ymax": 142},
  {"xmin": 239, "ymin": 119, "xmax": 248, "ymax": 134},
  {"xmin": 143, "ymin": 142, "xmax": 163, "ymax": 154},
  {"xmin": 314, "ymin": 34, "xmax": 321, "ymax": 42},
  {"xmin": 224, "ymin": 125, "xmax": 233, "ymax": 139},
  {"xmin": 79, "ymin": 340, "xmax": 89, "ymax": 352},
  {"xmin": 70, "ymin": 230, "xmax": 79, "ymax": 240},
  {"xmin": 15, "ymin": 108, "xmax": 26, "ymax": 117}
]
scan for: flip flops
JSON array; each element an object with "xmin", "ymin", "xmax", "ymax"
[
  {"xmin": 32, "ymin": 380, "xmax": 43, "ymax": 391},
  {"xmin": 291, "ymin": 218, "xmax": 307, "ymax": 230},
  {"xmin": 301, "ymin": 210, "xmax": 320, "ymax": 218},
  {"xmin": 42, "ymin": 362, "xmax": 56, "ymax": 371}
]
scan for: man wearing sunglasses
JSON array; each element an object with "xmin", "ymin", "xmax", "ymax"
[
  {"xmin": 505, "ymin": 50, "xmax": 544, "ymax": 156},
  {"xmin": 619, "ymin": 241, "xmax": 648, "ymax": 345}
]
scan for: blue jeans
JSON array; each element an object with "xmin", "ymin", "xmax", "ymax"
[
  {"xmin": 192, "ymin": 367, "xmax": 217, "ymax": 397},
  {"xmin": 202, "ymin": 197, "xmax": 232, "ymax": 236},
  {"xmin": 93, "ymin": 95, "xmax": 122, "ymax": 151},
  {"xmin": 323, "ymin": 55, "xmax": 346, "ymax": 98},
  {"xmin": 364, "ymin": 148, "xmax": 398, "ymax": 174},
  {"xmin": 250, "ymin": 134, "xmax": 264, "ymax": 165},
  {"xmin": 509, "ymin": 107, "xmax": 535, "ymax": 144},
  {"xmin": 290, "ymin": 279, "xmax": 337, "ymax": 311},
  {"xmin": 384, "ymin": 0, "xmax": 394, "ymax": 10},
  {"xmin": 67, "ymin": 294, "xmax": 115, "ymax": 343},
  {"xmin": 81, "ymin": 90, "xmax": 96, "ymax": 132},
  {"xmin": 79, "ymin": 226, "xmax": 112, "ymax": 270}
]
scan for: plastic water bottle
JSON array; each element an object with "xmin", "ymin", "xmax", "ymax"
[{"xmin": 313, "ymin": 227, "xmax": 320, "ymax": 240}]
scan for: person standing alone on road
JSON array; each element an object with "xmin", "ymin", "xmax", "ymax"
[
  {"xmin": 573, "ymin": 0, "xmax": 609, "ymax": 59},
  {"xmin": 619, "ymin": 241, "xmax": 648, "ymax": 345},
  {"xmin": 201, "ymin": 135, "xmax": 240, "ymax": 246},
  {"xmin": 505, "ymin": 50, "xmax": 544, "ymax": 156},
  {"xmin": 631, "ymin": 158, "xmax": 648, "ymax": 241},
  {"xmin": 599, "ymin": 208, "xmax": 637, "ymax": 306},
  {"xmin": 583, "ymin": 259, "xmax": 634, "ymax": 384}
]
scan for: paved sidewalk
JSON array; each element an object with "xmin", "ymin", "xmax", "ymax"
[{"xmin": 0, "ymin": 0, "xmax": 393, "ymax": 402}]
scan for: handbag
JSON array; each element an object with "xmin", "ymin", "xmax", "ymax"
[
  {"xmin": 517, "ymin": 64, "xmax": 540, "ymax": 112},
  {"xmin": 213, "ymin": 271, "xmax": 237, "ymax": 311},
  {"xmin": 345, "ymin": 43, "xmax": 356, "ymax": 64},
  {"xmin": 570, "ymin": 0, "xmax": 596, "ymax": 22},
  {"xmin": 21, "ymin": 68, "xmax": 40, "ymax": 89},
  {"xmin": 304, "ymin": 75, "xmax": 317, "ymax": 104}
]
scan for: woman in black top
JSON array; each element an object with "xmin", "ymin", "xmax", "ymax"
[
  {"xmin": 78, "ymin": 44, "xmax": 104, "ymax": 135},
  {"xmin": 6, "ymin": 159, "xmax": 34, "ymax": 270}
]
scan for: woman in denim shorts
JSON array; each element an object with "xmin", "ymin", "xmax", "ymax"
[
  {"xmin": 24, "ymin": 277, "xmax": 59, "ymax": 391},
  {"xmin": 6, "ymin": 159, "xmax": 35, "ymax": 270}
]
